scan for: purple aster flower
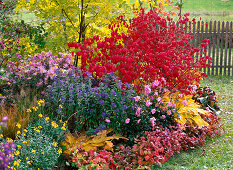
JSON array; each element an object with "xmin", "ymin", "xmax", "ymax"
[
  {"xmin": 101, "ymin": 112, "xmax": 105, "ymax": 117},
  {"xmin": 90, "ymin": 109, "xmax": 95, "ymax": 114},
  {"xmin": 110, "ymin": 89, "xmax": 116, "ymax": 96},
  {"xmin": 99, "ymin": 100, "xmax": 104, "ymax": 106},
  {"xmin": 99, "ymin": 124, "xmax": 106, "ymax": 130},
  {"xmin": 123, "ymin": 105, "xmax": 127, "ymax": 110},
  {"xmin": 111, "ymin": 103, "xmax": 116, "ymax": 109},
  {"xmin": 2, "ymin": 116, "xmax": 8, "ymax": 122},
  {"xmin": 101, "ymin": 91, "xmax": 106, "ymax": 98}
]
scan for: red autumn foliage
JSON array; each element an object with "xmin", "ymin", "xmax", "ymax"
[{"xmin": 69, "ymin": 9, "xmax": 211, "ymax": 93}]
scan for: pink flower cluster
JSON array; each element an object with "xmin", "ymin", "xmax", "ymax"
[{"xmin": 1, "ymin": 51, "xmax": 73, "ymax": 88}]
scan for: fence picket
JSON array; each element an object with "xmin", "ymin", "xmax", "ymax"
[
  {"xmin": 219, "ymin": 22, "xmax": 225, "ymax": 75},
  {"xmin": 224, "ymin": 22, "xmax": 229, "ymax": 76},
  {"xmin": 216, "ymin": 21, "xmax": 221, "ymax": 75},
  {"xmin": 207, "ymin": 21, "xmax": 212, "ymax": 75},
  {"xmin": 212, "ymin": 21, "xmax": 217, "ymax": 76},
  {"xmin": 229, "ymin": 22, "xmax": 233, "ymax": 76}
]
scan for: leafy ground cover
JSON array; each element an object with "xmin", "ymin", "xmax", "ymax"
[{"xmin": 153, "ymin": 76, "xmax": 233, "ymax": 169}]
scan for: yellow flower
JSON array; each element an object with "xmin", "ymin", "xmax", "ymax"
[
  {"xmin": 22, "ymin": 141, "xmax": 27, "ymax": 144},
  {"xmin": 26, "ymin": 157, "xmax": 29, "ymax": 160},
  {"xmin": 23, "ymin": 129, "xmax": 28, "ymax": 133},
  {"xmin": 45, "ymin": 117, "xmax": 49, "ymax": 122},
  {"xmin": 27, "ymin": 109, "xmax": 32, "ymax": 112},
  {"xmin": 58, "ymin": 148, "xmax": 62, "ymax": 154},
  {"xmin": 22, "ymin": 133, "xmax": 26, "ymax": 136},
  {"xmin": 59, "ymin": 104, "xmax": 63, "ymax": 108},
  {"xmin": 31, "ymin": 150, "xmax": 36, "ymax": 153},
  {"xmin": 16, "ymin": 123, "xmax": 21, "ymax": 129},
  {"xmin": 61, "ymin": 126, "xmax": 66, "ymax": 131},
  {"xmin": 17, "ymin": 145, "xmax": 21, "ymax": 149},
  {"xmin": 38, "ymin": 99, "xmax": 45, "ymax": 104},
  {"xmin": 51, "ymin": 122, "xmax": 58, "ymax": 128},
  {"xmin": 41, "ymin": 152, "xmax": 44, "ymax": 155},
  {"xmin": 38, "ymin": 114, "xmax": 43, "ymax": 118},
  {"xmin": 38, "ymin": 126, "xmax": 42, "ymax": 129},
  {"xmin": 59, "ymin": 99, "xmax": 61, "ymax": 101},
  {"xmin": 34, "ymin": 127, "xmax": 40, "ymax": 133},
  {"xmin": 53, "ymin": 142, "xmax": 58, "ymax": 147},
  {"xmin": 32, "ymin": 106, "xmax": 38, "ymax": 111},
  {"xmin": 16, "ymin": 131, "xmax": 21, "ymax": 135},
  {"xmin": 27, "ymin": 160, "xmax": 32, "ymax": 165},
  {"xmin": 15, "ymin": 150, "xmax": 20, "ymax": 156},
  {"xmin": 0, "ymin": 134, "xmax": 3, "ymax": 138},
  {"xmin": 13, "ymin": 159, "xmax": 21, "ymax": 166}
]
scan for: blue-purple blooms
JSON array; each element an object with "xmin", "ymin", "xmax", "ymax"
[
  {"xmin": 46, "ymin": 69, "xmax": 137, "ymax": 133},
  {"xmin": 99, "ymin": 100, "xmax": 104, "ymax": 106},
  {"xmin": 0, "ymin": 117, "xmax": 15, "ymax": 169},
  {"xmin": 111, "ymin": 103, "xmax": 116, "ymax": 109}
]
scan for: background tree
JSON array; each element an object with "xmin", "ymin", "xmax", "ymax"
[{"xmin": 16, "ymin": 0, "xmax": 133, "ymax": 53}]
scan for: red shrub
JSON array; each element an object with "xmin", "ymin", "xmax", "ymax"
[{"xmin": 69, "ymin": 10, "xmax": 211, "ymax": 92}]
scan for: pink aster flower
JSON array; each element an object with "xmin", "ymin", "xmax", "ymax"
[
  {"xmin": 134, "ymin": 96, "xmax": 140, "ymax": 102},
  {"xmin": 167, "ymin": 110, "xmax": 172, "ymax": 115},
  {"xmin": 125, "ymin": 118, "xmax": 130, "ymax": 124},
  {"xmin": 137, "ymin": 119, "xmax": 141, "ymax": 124},
  {"xmin": 150, "ymin": 117, "xmax": 156, "ymax": 127},
  {"xmin": 160, "ymin": 115, "xmax": 166, "ymax": 119},
  {"xmin": 157, "ymin": 97, "xmax": 161, "ymax": 103},
  {"xmin": 135, "ymin": 107, "xmax": 142, "ymax": 117},
  {"xmin": 155, "ymin": 103, "xmax": 159, "ymax": 107},
  {"xmin": 183, "ymin": 100, "xmax": 188, "ymax": 107},
  {"xmin": 144, "ymin": 85, "xmax": 151, "ymax": 95},
  {"xmin": 151, "ymin": 109, "xmax": 156, "ymax": 114},
  {"xmin": 151, "ymin": 80, "xmax": 160, "ymax": 87},
  {"xmin": 146, "ymin": 100, "xmax": 152, "ymax": 107},
  {"xmin": 2, "ymin": 116, "xmax": 8, "ymax": 122}
]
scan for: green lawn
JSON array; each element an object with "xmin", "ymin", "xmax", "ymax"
[
  {"xmin": 175, "ymin": 0, "xmax": 233, "ymax": 22},
  {"xmin": 152, "ymin": 76, "xmax": 233, "ymax": 169}
]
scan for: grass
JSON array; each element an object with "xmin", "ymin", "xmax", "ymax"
[
  {"xmin": 178, "ymin": 0, "xmax": 233, "ymax": 22},
  {"xmin": 152, "ymin": 76, "xmax": 233, "ymax": 169}
]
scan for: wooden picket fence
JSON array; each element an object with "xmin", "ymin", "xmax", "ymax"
[{"xmin": 190, "ymin": 21, "xmax": 233, "ymax": 76}]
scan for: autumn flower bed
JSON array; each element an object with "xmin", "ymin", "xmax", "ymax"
[{"xmin": 0, "ymin": 2, "xmax": 223, "ymax": 170}]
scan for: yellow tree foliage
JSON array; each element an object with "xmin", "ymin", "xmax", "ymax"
[{"xmin": 16, "ymin": 0, "xmax": 133, "ymax": 52}]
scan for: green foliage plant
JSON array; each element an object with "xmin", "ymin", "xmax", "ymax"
[{"xmin": 12, "ymin": 111, "xmax": 67, "ymax": 169}]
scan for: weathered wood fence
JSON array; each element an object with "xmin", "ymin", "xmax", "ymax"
[{"xmin": 191, "ymin": 21, "xmax": 233, "ymax": 76}]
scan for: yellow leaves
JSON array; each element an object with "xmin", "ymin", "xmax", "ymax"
[
  {"xmin": 62, "ymin": 129, "xmax": 128, "ymax": 153},
  {"xmin": 175, "ymin": 97, "xmax": 209, "ymax": 128}
]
